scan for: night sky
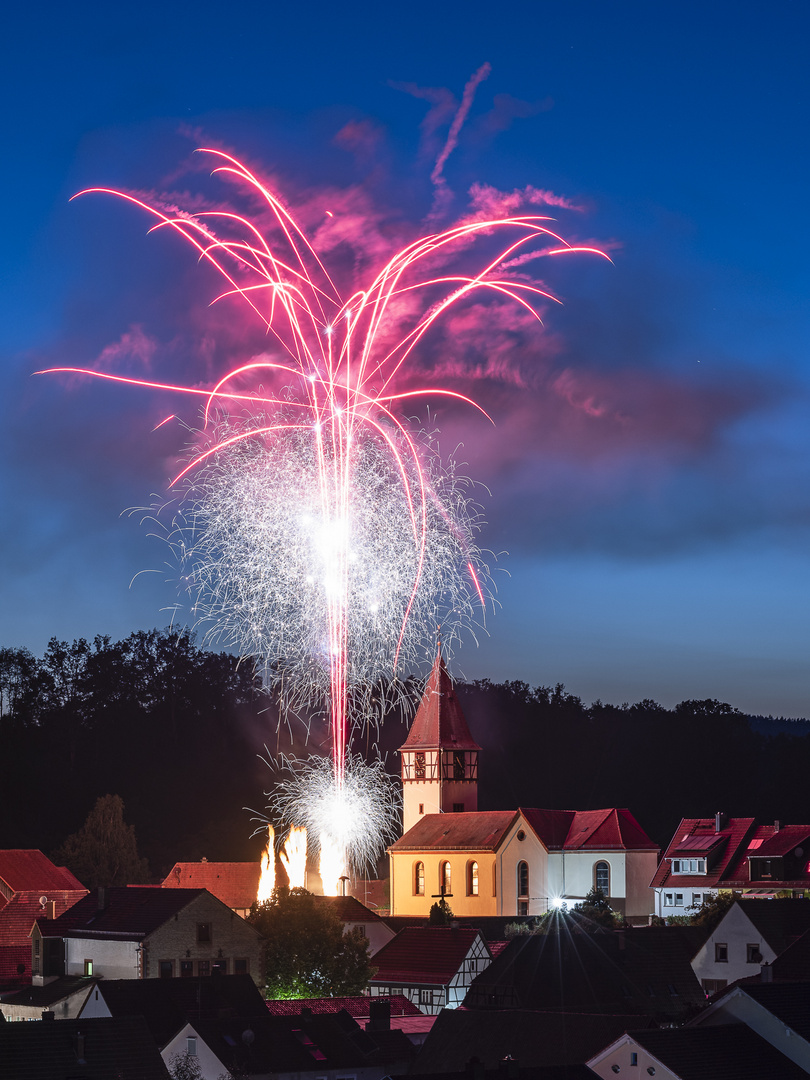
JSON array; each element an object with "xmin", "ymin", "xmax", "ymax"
[{"xmin": 4, "ymin": 1, "xmax": 810, "ymax": 718}]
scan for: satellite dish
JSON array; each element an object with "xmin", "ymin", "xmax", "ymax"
[
  {"xmin": 795, "ymin": 847, "xmax": 804, "ymax": 858},
  {"xmin": 39, "ymin": 896, "xmax": 48, "ymax": 908},
  {"xmin": 242, "ymin": 1029, "xmax": 255, "ymax": 1046}
]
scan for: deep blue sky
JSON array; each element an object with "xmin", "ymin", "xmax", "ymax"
[{"xmin": 3, "ymin": 1, "xmax": 810, "ymax": 717}]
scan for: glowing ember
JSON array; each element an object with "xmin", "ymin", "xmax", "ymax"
[
  {"xmin": 257, "ymin": 824, "xmax": 276, "ymax": 903},
  {"xmin": 319, "ymin": 832, "xmax": 346, "ymax": 897},
  {"xmin": 280, "ymin": 825, "xmax": 308, "ymax": 889}
]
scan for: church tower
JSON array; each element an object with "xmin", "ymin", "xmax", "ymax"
[{"xmin": 398, "ymin": 651, "xmax": 480, "ymax": 834}]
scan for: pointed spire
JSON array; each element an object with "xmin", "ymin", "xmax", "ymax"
[{"xmin": 399, "ymin": 649, "xmax": 481, "ymax": 751}]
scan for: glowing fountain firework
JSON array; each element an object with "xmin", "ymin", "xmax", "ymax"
[{"xmin": 46, "ymin": 148, "xmax": 607, "ymax": 879}]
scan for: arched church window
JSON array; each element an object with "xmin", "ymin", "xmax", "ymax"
[
  {"xmin": 467, "ymin": 861, "xmax": 479, "ymax": 896},
  {"xmin": 440, "ymin": 861, "xmax": 452, "ymax": 896},
  {"xmin": 595, "ymin": 861, "xmax": 610, "ymax": 896},
  {"xmin": 517, "ymin": 861, "xmax": 529, "ymax": 915},
  {"xmin": 414, "ymin": 862, "xmax": 425, "ymax": 896}
]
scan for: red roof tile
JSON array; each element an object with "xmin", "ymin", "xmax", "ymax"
[
  {"xmin": 265, "ymin": 994, "xmax": 422, "ymax": 1016},
  {"xmin": 0, "ymin": 850, "xmax": 85, "ymax": 895},
  {"xmin": 749, "ymin": 825, "xmax": 810, "ymax": 858},
  {"xmin": 370, "ymin": 927, "xmax": 486, "ymax": 985},
  {"xmin": 389, "ymin": 811, "xmax": 517, "ymax": 852},
  {"xmin": 399, "ymin": 652, "xmax": 480, "ymax": 752},
  {"xmin": 651, "ymin": 817, "xmax": 758, "ymax": 888},
  {"xmin": 0, "ymin": 890, "xmax": 87, "ymax": 984},
  {"xmin": 521, "ymin": 808, "xmax": 658, "ymax": 851},
  {"xmin": 162, "ymin": 861, "xmax": 260, "ymax": 909}
]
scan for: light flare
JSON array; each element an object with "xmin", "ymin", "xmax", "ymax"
[
  {"xmin": 257, "ymin": 824, "xmax": 276, "ymax": 902},
  {"xmin": 279, "ymin": 826, "xmax": 308, "ymax": 889}
]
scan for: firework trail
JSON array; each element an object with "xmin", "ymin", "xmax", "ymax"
[{"xmin": 45, "ymin": 148, "xmax": 607, "ymax": 873}]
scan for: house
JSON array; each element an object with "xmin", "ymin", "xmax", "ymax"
[
  {"xmin": 161, "ymin": 859, "xmax": 260, "ymax": 917},
  {"xmin": 410, "ymin": 1007, "xmax": 655, "ymax": 1074},
  {"xmin": 690, "ymin": 897, "xmax": 810, "ymax": 993},
  {"xmin": 0, "ymin": 974, "xmax": 96, "ymax": 1022},
  {"xmin": 651, "ymin": 814, "xmax": 810, "ymax": 917},
  {"xmin": 0, "ymin": 1014, "xmax": 170, "ymax": 1080},
  {"xmin": 0, "ymin": 849, "xmax": 87, "ymax": 988},
  {"xmin": 33, "ymin": 886, "xmax": 261, "ymax": 983},
  {"xmin": 587, "ymin": 1023, "xmax": 809, "ymax": 1080},
  {"xmin": 265, "ymin": 994, "xmax": 436, "ymax": 1048},
  {"xmin": 464, "ymin": 925, "xmax": 706, "ymax": 1023},
  {"xmin": 368, "ymin": 926, "xmax": 492, "ymax": 1014},
  {"xmin": 688, "ymin": 979, "xmax": 810, "ymax": 1073},
  {"xmin": 390, "ymin": 655, "xmax": 659, "ymax": 921},
  {"xmin": 312, "ymin": 894, "xmax": 396, "ymax": 955}
]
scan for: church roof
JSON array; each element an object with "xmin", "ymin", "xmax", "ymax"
[
  {"xmin": 399, "ymin": 652, "xmax": 480, "ymax": 752},
  {"xmin": 522, "ymin": 808, "xmax": 659, "ymax": 852},
  {"xmin": 389, "ymin": 811, "xmax": 518, "ymax": 852}
]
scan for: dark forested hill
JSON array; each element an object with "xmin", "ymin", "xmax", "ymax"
[{"xmin": 1, "ymin": 633, "xmax": 807, "ymax": 875}]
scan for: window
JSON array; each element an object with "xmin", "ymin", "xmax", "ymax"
[
  {"xmin": 702, "ymin": 978, "xmax": 727, "ymax": 994},
  {"xmin": 180, "ymin": 960, "xmax": 194, "ymax": 977},
  {"xmin": 715, "ymin": 942, "xmax": 728, "ymax": 963},
  {"xmin": 196, "ymin": 923, "xmax": 212, "ymax": 944},
  {"xmin": 671, "ymin": 858, "xmax": 706, "ymax": 874},
  {"xmin": 415, "ymin": 752, "xmax": 426, "ymax": 779},
  {"xmin": 517, "ymin": 861, "xmax": 529, "ymax": 915},
  {"xmin": 159, "ymin": 960, "xmax": 173, "ymax": 978},
  {"xmin": 419, "ymin": 803, "xmax": 424, "ymax": 815},
  {"xmin": 468, "ymin": 861, "xmax": 479, "ymax": 896},
  {"xmin": 595, "ymin": 861, "xmax": 610, "ymax": 895},
  {"xmin": 440, "ymin": 861, "xmax": 452, "ymax": 896},
  {"xmin": 212, "ymin": 959, "xmax": 227, "ymax": 975},
  {"xmin": 419, "ymin": 989, "xmax": 431, "ymax": 1005},
  {"xmin": 453, "ymin": 802, "xmax": 464, "ymax": 813},
  {"xmin": 630, "ymin": 1052, "xmax": 638, "ymax": 1066},
  {"xmin": 674, "ymin": 893, "xmax": 684, "ymax": 907},
  {"xmin": 234, "ymin": 957, "xmax": 249, "ymax": 975},
  {"xmin": 198, "ymin": 960, "xmax": 210, "ymax": 976},
  {"xmin": 84, "ymin": 959, "xmax": 93, "ymax": 977},
  {"xmin": 453, "ymin": 751, "xmax": 465, "ymax": 780},
  {"xmin": 187, "ymin": 1037, "xmax": 197, "ymax": 1057},
  {"xmin": 691, "ymin": 893, "xmax": 703, "ymax": 908},
  {"xmin": 747, "ymin": 944, "xmax": 762, "ymax": 964},
  {"xmin": 415, "ymin": 862, "xmax": 425, "ymax": 896},
  {"xmin": 664, "ymin": 893, "xmax": 673, "ymax": 907}
]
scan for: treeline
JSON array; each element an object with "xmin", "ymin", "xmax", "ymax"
[{"xmin": 1, "ymin": 633, "xmax": 809, "ymax": 875}]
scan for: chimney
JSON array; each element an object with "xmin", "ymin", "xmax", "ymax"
[
  {"xmin": 45, "ymin": 900, "xmax": 56, "ymax": 920},
  {"xmin": 97, "ymin": 887, "xmax": 108, "ymax": 912},
  {"xmin": 466, "ymin": 1058, "xmax": 486, "ymax": 1080},
  {"xmin": 760, "ymin": 962, "xmax": 773, "ymax": 983},
  {"xmin": 774, "ymin": 820, "xmax": 781, "ymax": 833},
  {"xmin": 715, "ymin": 812, "xmax": 726, "ymax": 833},
  {"xmin": 499, "ymin": 1055, "xmax": 519, "ymax": 1080},
  {"xmin": 41, "ymin": 1010, "xmax": 54, "ymax": 1021},
  {"xmin": 76, "ymin": 1032, "xmax": 86, "ymax": 1064},
  {"xmin": 366, "ymin": 999, "xmax": 391, "ymax": 1032}
]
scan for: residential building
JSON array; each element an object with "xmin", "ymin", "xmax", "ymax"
[
  {"xmin": 651, "ymin": 814, "xmax": 810, "ymax": 917},
  {"xmin": 0, "ymin": 849, "xmax": 87, "ymax": 988},
  {"xmin": 312, "ymin": 894, "xmax": 396, "ymax": 955},
  {"xmin": 691, "ymin": 897, "xmax": 810, "ymax": 993},
  {"xmin": 161, "ymin": 859, "xmax": 260, "ymax": 917},
  {"xmin": 33, "ymin": 886, "xmax": 261, "ymax": 984},
  {"xmin": 587, "ymin": 1023, "xmax": 809, "ymax": 1080},
  {"xmin": 368, "ymin": 926, "xmax": 492, "ymax": 1014}
]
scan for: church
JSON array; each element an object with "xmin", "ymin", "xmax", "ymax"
[{"xmin": 387, "ymin": 653, "xmax": 659, "ymax": 922}]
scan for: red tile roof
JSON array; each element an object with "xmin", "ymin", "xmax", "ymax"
[
  {"xmin": 37, "ymin": 887, "xmax": 208, "ymax": 940},
  {"xmin": 0, "ymin": 850, "xmax": 85, "ymax": 896},
  {"xmin": 0, "ymin": 889, "xmax": 88, "ymax": 986},
  {"xmin": 265, "ymin": 994, "xmax": 422, "ymax": 1016},
  {"xmin": 749, "ymin": 825, "xmax": 810, "ymax": 858},
  {"xmin": 651, "ymin": 817, "xmax": 758, "ymax": 888},
  {"xmin": 389, "ymin": 811, "xmax": 517, "ymax": 852},
  {"xmin": 370, "ymin": 927, "xmax": 485, "ymax": 985},
  {"xmin": 162, "ymin": 861, "xmax": 260, "ymax": 909},
  {"xmin": 399, "ymin": 652, "xmax": 480, "ymax": 752},
  {"xmin": 522, "ymin": 808, "xmax": 657, "ymax": 851}
]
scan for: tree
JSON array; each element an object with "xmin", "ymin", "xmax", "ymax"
[
  {"xmin": 51, "ymin": 794, "xmax": 150, "ymax": 887},
  {"xmin": 247, "ymin": 886, "xmax": 374, "ymax": 998},
  {"xmin": 689, "ymin": 890, "xmax": 735, "ymax": 930},
  {"xmin": 570, "ymin": 888, "xmax": 620, "ymax": 931},
  {"xmin": 429, "ymin": 898, "xmax": 454, "ymax": 925}
]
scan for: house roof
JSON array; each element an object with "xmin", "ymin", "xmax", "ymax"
[
  {"xmin": 265, "ymin": 994, "xmax": 422, "ymax": 1017},
  {"xmin": 733, "ymin": 898, "xmax": 810, "ymax": 956},
  {"xmin": 370, "ymin": 927, "xmax": 485, "ymax": 986},
  {"xmin": 746, "ymin": 824, "xmax": 810, "ymax": 858},
  {"xmin": 0, "ymin": 891, "xmax": 88, "ymax": 986},
  {"xmin": 399, "ymin": 652, "xmax": 480, "ymax": 752},
  {"xmin": 465, "ymin": 925, "xmax": 705, "ymax": 1021},
  {"xmin": 522, "ymin": 808, "xmax": 658, "ymax": 852},
  {"xmin": 36, "ymin": 887, "xmax": 210, "ymax": 941},
  {"xmin": 389, "ymin": 811, "xmax": 517, "ymax": 853},
  {"xmin": 311, "ymin": 895, "xmax": 386, "ymax": 922},
  {"xmin": 728, "ymin": 979, "xmax": 810, "ymax": 1041},
  {"xmin": 0, "ymin": 851, "xmax": 85, "ymax": 896},
  {"xmin": 651, "ymin": 817, "xmax": 758, "ymax": 888},
  {"xmin": 1, "ymin": 975, "xmax": 96, "ymax": 1009},
  {"xmin": 88, "ymin": 974, "xmax": 269, "ymax": 1048},
  {"xmin": 626, "ymin": 1023, "xmax": 809, "ymax": 1080},
  {"xmin": 161, "ymin": 861, "xmax": 260, "ymax": 909},
  {"xmin": 0, "ymin": 1015, "xmax": 170, "ymax": 1080},
  {"xmin": 412, "ymin": 1008, "xmax": 655, "ymax": 1072}
]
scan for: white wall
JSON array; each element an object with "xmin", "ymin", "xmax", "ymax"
[
  {"xmin": 65, "ymin": 937, "xmax": 139, "ymax": 980},
  {"xmin": 691, "ymin": 905, "xmax": 772, "ymax": 988}
]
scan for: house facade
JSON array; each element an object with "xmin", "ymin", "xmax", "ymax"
[
  {"xmin": 651, "ymin": 815, "xmax": 810, "ymax": 918},
  {"xmin": 33, "ymin": 886, "xmax": 261, "ymax": 984}
]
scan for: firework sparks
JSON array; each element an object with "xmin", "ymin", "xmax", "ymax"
[
  {"xmin": 257, "ymin": 824, "xmax": 276, "ymax": 902},
  {"xmin": 45, "ymin": 149, "xmax": 607, "ymax": 873}
]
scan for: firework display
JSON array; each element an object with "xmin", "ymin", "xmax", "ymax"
[{"xmin": 48, "ymin": 148, "xmax": 605, "ymax": 882}]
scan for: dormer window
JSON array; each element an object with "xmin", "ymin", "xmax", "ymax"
[{"xmin": 671, "ymin": 859, "xmax": 706, "ymax": 875}]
